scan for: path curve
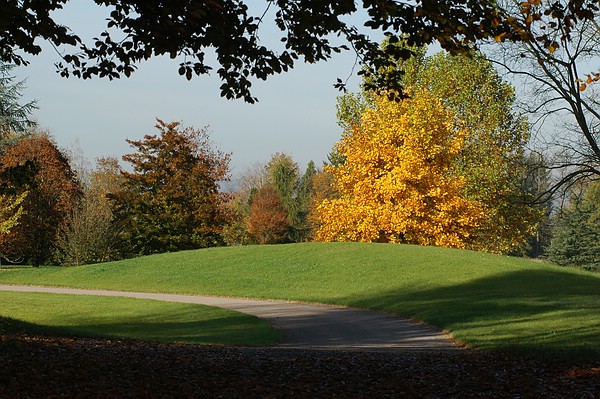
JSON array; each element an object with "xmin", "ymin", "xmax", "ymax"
[{"xmin": 0, "ymin": 285, "xmax": 461, "ymax": 352}]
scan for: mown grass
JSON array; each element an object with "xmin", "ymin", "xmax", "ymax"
[
  {"xmin": 1, "ymin": 242, "xmax": 599, "ymax": 358},
  {"xmin": 0, "ymin": 292, "xmax": 279, "ymax": 345}
]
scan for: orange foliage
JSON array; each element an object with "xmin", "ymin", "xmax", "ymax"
[
  {"xmin": 118, "ymin": 119, "xmax": 230, "ymax": 254},
  {"xmin": 247, "ymin": 185, "xmax": 290, "ymax": 244},
  {"xmin": 316, "ymin": 91, "xmax": 485, "ymax": 248},
  {"xmin": 0, "ymin": 133, "xmax": 81, "ymax": 265}
]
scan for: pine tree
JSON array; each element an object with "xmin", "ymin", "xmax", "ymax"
[
  {"xmin": 548, "ymin": 181, "xmax": 600, "ymax": 271},
  {"xmin": 0, "ymin": 62, "xmax": 36, "ymax": 140}
]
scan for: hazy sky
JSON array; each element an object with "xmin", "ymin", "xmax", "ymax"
[{"xmin": 14, "ymin": 2, "xmax": 371, "ymax": 178}]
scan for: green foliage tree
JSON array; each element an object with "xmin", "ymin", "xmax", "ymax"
[
  {"xmin": 295, "ymin": 160, "xmax": 317, "ymax": 241},
  {"xmin": 547, "ymin": 180, "xmax": 600, "ymax": 271},
  {"xmin": 55, "ymin": 157, "xmax": 124, "ymax": 265},
  {"xmin": 334, "ymin": 48, "xmax": 539, "ymax": 254},
  {"xmin": 407, "ymin": 51, "xmax": 536, "ymax": 253},
  {"xmin": 116, "ymin": 119, "xmax": 230, "ymax": 256},
  {"xmin": 0, "ymin": 62, "xmax": 36, "ymax": 139},
  {"xmin": 4, "ymin": 1, "xmax": 592, "ymax": 102},
  {"xmin": 0, "ymin": 133, "xmax": 81, "ymax": 266},
  {"xmin": 266, "ymin": 153, "xmax": 299, "ymax": 239},
  {"xmin": 266, "ymin": 153, "xmax": 317, "ymax": 242}
]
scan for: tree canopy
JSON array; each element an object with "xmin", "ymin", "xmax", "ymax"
[
  {"xmin": 330, "ymin": 49, "xmax": 539, "ymax": 253},
  {"xmin": 317, "ymin": 90, "xmax": 485, "ymax": 247},
  {"xmin": 0, "ymin": 133, "xmax": 81, "ymax": 266},
  {"xmin": 116, "ymin": 119, "xmax": 230, "ymax": 255},
  {"xmin": 2, "ymin": 1, "xmax": 597, "ymax": 102},
  {"xmin": 0, "ymin": 62, "xmax": 36, "ymax": 139}
]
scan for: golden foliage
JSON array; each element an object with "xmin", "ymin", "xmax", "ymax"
[
  {"xmin": 316, "ymin": 91, "xmax": 485, "ymax": 248},
  {"xmin": 0, "ymin": 191, "xmax": 27, "ymax": 236}
]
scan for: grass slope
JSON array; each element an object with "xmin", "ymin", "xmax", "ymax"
[{"xmin": 1, "ymin": 242, "xmax": 599, "ymax": 358}]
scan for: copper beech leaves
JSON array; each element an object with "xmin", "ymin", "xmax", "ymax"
[
  {"xmin": 316, "ymin": 91, "xmax": 485, "ymax": 249},
  {"xmin": 116, "ymin": 119, "xmax": 231, "ymax": 255},
  {"xmin": 246, "ymin": 185, "xmax": 290, "ymax": 244},
  {"xmin": 0, "ymin": 133, "xmax": 82, "ymax": 266}
]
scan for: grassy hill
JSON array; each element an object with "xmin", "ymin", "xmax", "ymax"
[{"xmin": 1, "ymin": 242, "xmax": 599, "ymax": 358}]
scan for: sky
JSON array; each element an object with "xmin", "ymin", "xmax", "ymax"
[{"xmin": 14, "ymin": 2, "xmax": 371, "ymax": 180}]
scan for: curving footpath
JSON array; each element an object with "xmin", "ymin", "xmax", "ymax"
[{"xmin": 0, "ymin": 284, "xmax": 461, "ymax": 352}]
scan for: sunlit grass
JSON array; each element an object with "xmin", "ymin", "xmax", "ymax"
[
  {"xmin": 0, "ymin": 291, "xmax": 279, "ymax": 346},
  {"xmin": 1, "ymin": 242, "xmax": 600, "ymax": 358}
]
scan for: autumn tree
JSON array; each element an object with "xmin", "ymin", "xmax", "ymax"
[
  {"xmin": 246, "ymin": 185, "xmax": 290, "ymax": 244},
  {"xmin": 55, "ymin": 157, "xmax": 124, "ymax": 265},
  {"xmin": 317, "ymin": 91, "xmax": 485, "ymax": 248},
  {"xmin": 0, "ymin": 133, "xmax": 81, "ymax": 266},
  {"xmin": 0, "ymin": 62, "xmax": 36, "ymax": 241},
  {"xmin": 115, "ymin": 119, "xmax": 230, "ymax": 256},
  {"xmin": 333, "ymin": 48, "xmax": 540, "ymax": 253},
  {"xmin": 221, "ymin": 162, "xmax": 268, "ymax": 246},
  {"xmin": 5, "ymin": 1, "xmax": 593, "ymax": 102}
]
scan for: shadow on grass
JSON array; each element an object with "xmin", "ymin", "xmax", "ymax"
[
  {"xmin": 344, "ymin": 268, "xmax": 600, "ymax": 359},
  {"xmin": 0, "ymin": 312, "xmax": 280, "ymax": 346}
]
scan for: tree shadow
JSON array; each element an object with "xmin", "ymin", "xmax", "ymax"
[
  {"xmin": 341, "ymin": 268, "xmax": 600, "ymax": 359},
  {"xmin": 0, "ymin": 311, "xmax": 280, "ymax": 346}
]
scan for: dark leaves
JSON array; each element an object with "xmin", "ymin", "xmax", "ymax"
[
  {"xmin": 2, "ymin": 0, "xmax": 598, "ymax": 102},
  {"xmin": 1, "ymin": 333, "xmax": 600, "ymax": 398}
]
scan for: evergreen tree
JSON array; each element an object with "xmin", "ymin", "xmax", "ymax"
[
  {"xmin": 295, "ymin": 161, "xmax": 317, "ymax": 241},
  {"xmin": 0, "ymin": 62, "xmax": 36, "ymax": 140},
  {"xmin": 548, "ymin": 181, "xmax": 600, "ymax": 271},
  {"xmin": 266, "ymin": 153, "xmax": 300, "ymax": 241}
]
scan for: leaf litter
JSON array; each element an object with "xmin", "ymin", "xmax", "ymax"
[{"xmin": 1, "ymin": 333, "xmax": 599, "ymax": 398}]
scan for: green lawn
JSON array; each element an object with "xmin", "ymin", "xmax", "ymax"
[
  {"xmin": 1, "ymin": 242, "xmax": 599, "ymax": 358},
  {"xmin": 0, "ymin": 291, "xmax": 278, "ymax": 345}
]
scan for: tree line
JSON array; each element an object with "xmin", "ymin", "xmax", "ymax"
[{"xmin": 1, "ymin": 31, "xmax": 599, "ymax": 270}]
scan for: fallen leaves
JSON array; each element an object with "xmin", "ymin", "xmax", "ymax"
[{"xmin": 1, "ymin": 333, "xmax": 599, "ymax": 398}]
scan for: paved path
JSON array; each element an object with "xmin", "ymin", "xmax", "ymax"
[{"xmin": 0, "ymin": 285, "xmax": 461, "ymax": 352}]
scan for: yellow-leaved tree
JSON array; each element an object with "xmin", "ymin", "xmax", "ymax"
[
  {"xmin": 316, "ymin": 90, "xmax": 485, "ymax": 248},
  {"xmin": 0, "ymin": 192, "xmax": 26, "ymax": 236}
]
